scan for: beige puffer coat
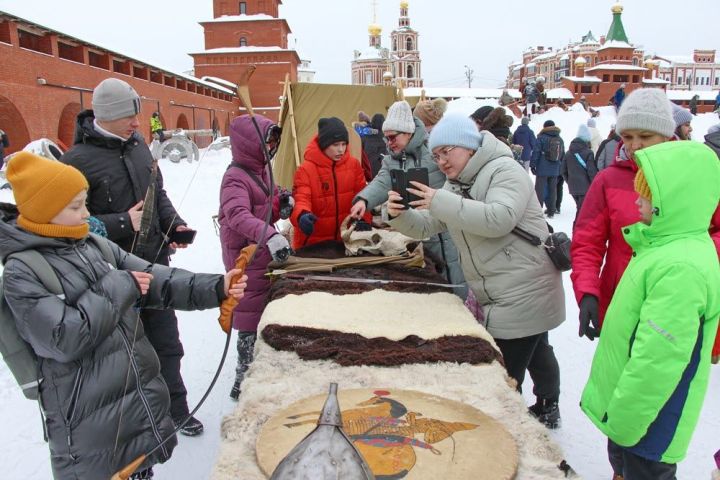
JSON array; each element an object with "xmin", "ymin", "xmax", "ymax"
[{"xmin": 390, "ymin": 133, "xmax": 565, "ymax": 339}]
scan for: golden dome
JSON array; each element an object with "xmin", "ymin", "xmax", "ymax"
[
  {"xmin": 575, "ymin": 56, "xmax": 587, "ymax": 65},
  {"xmin": 611, "ymin": 3, "xmax": 624, "ymax": 14},
  {"xmin": 368, "ymin": 23, "xmax": 382, "ymax": 35},
  {"xmin": 400, "ymin": 1, "xmax": 409, "ymax": 8}
]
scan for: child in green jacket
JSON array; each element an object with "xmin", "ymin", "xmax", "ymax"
[{"xmin": 581, "ymin": 141, "xmax": 720, "ymax": 479}]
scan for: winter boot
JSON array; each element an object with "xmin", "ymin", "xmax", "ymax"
[
  {"xmin": 528, "ymin": 398, "xmax": 561, "ymax": 429},
  {"xmin": 173, "ymin": 415, "xmax": 204, "ymax": 436},
  {"xmin": 230, "ymin": 380, "xmax": 241, "ymax": 400},
  {"xmin": 131, "ymin": 467, "xmax": 154, "ymax": 479}
]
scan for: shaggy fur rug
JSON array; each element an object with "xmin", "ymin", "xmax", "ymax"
[{"xmin": 213, "ymin": 291, "xmax": 573, "ymax": 480}]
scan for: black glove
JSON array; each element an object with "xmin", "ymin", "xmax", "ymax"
[
  {"xmin": 578, "ymin": 295, "xmax": 600, "ymax": 341},
  {"xmin": 298, "ymin": 212, "xmax": 317, "ymax": 236},
  {"xmin": 267, "ymin": 234, "xmax": 292, "ymax": 264},
  {"xmin": 530, "ymin": 165, "xmax": 537, "ymax": 175},
  {"xmin": 278, "ymin": 188, "xmax": 294, "ymax": 220}
]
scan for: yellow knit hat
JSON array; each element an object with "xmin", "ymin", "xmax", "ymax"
[
  {"xmin": 634, "ymin": 168, "xmax": 652, "ymax": 200},
  {"xmin": 7, "ymin": 151, "xmax": 90, "ymax": 238}
]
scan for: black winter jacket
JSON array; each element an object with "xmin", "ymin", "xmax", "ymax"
[
  {"xmin": 0, "ymin": 211, "xmax": 225, "ymax": 479},
  {"xmin": 361, "ymin": 114, "xmax": 388, "ymax": 179},
  {"xmin": 706, "ymin": 131, "xmax": 720, "ymax": 158},
  {"xmin": 61, "ymin": 111, "xmax": 184, "ymax": 261},
  {"xmin": 561, "ymin": 138, "xmax": 598, "ymax": 196}
]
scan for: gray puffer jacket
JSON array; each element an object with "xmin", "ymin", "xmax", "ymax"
[
  {"xmin": 354, "ymin": 117, "xmax": 467, "ymax": 298},
  {"xmin": 390, "ymin": 133, "xmax": 565, "ymax": 339},
  {"xmin": 0, "ymin": 216, "xmax": 226, "ymax": 479}
]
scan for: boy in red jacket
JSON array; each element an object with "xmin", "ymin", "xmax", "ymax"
[{"xmin": 291, "ymin": 117, "xmax": 370, "ymax": 249}]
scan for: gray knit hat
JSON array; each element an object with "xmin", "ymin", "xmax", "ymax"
[
  {"xmin": 382, "ymin": 101, "xmax": 416, "ymax": 133},
  {"xmin": 671, "ymin": 103, "xmax": 693, "ymax": 127},
  {"xmin": 428, "ymin": 113, "xmax": 482, "ymax": 152},
  {"xmin": 92, "ymin": 78, "xmax": 141, "ymax": 121},
  {"xmin": 615, "ymin": 88, "xmax": 674, "ymax": 138}
]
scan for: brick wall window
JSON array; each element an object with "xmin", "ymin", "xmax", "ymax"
[
  {"xmin": 240, "ymin": 37, "xmax": 247, "ymax": 47},
  {"xmin": 603, "ymin": 74, "xmax": 610, "ymax": 82},
  {"xmin": 239, "ymin": 2, "xmax": 246, "ymax": 14},
  {"xmin": 58, "ymin": 42, "xmax": 83, "ymax": 63},
  {"xmin": 632, "ymin": 75, "xmax": 639, "ymax": 83},
  {"xmin": 18, "ymin": 29, "xmax": 52, "ymax": 55},
  {"xmin": 0, "ymin": 21, "xmax": 11, "ymax": 44}
]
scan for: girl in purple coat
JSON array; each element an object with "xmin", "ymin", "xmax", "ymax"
[{"xmin": 218, "ymin": 114, "xmax": 292, "ymax": 399}]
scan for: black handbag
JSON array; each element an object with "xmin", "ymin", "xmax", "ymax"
[{"xmin": 512, "ymin": 226, "xmax": 572, "ymax": 272}]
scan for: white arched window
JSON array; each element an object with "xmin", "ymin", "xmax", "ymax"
[
  {"xmin": 406, "ymin": 37, "xmax": 413, "ymax": 51},
  {"xmin": 239, "ymin": 37, "xmax": 248, "ymax": 47},
  {"xmin": 407, "ymin": 64, "xmax": 414, "ymax": 78}
]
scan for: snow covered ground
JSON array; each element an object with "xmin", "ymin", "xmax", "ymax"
[{"xmin": 1, "ymin": 107, "xmax": 719, "ymax": 479}]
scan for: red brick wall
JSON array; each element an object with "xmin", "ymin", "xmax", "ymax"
[
  {"xmin": 0, "ymin": 19, "xmax": 238, "ymax": 154},
  {"xmin": 193, "ymin": 51, "xmax": 298, "ymax": 121},
  {"xmin": 202, "ymin": 20, "xmax": 291, "ymax": 49}
]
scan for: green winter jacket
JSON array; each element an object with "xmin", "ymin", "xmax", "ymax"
[
  {"xmin": 150, "ymin": 116, "xmax": 163, "ymax": 133},
  {"xmin": 581, "ymin": 141, "xmax": 720, "ymax": 463}
]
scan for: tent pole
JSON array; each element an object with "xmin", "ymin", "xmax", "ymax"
[{"xmin": 284, "ymin": 78, "xmax": 302, "ymax": 168}]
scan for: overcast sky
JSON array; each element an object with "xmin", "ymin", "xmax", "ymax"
[{"xmin": 1, "ymin": 0, "xmax": 718, "ymax": 87}]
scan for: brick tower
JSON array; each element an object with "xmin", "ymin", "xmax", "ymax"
[
  {"xmin": 390, "ymin": 1, "xmax": 422, "ymax": 88},
  {"xmin": 191, "ymin": 0, "xmax": 300, "ymax": 120}
]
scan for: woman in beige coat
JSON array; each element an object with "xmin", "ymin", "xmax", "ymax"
[{"xmin": 387, "ymin": 113, "xmax": 566, "ymax": 428}]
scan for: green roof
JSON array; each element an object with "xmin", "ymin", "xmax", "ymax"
[{"xmin": 606, "ymin": 11, "xmax": 629, "ymax": 43}]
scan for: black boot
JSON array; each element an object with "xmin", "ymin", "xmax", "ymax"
[
  {"xmin": 173, "ymin": 415, "xmax": 204, "ymax": 436},
  {"xmin": 528, "ymin": 398, "xmax": 561, "ymax": 429},
  {"xmin": 230, "ymin": 380, "xmax": 241, "ymax": 400},
  {"xmin": 131, "ymin": 467, "xmax": 154, "ymax": 479}
]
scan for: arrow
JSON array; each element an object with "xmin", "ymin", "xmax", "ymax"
[{"xmin": 280, "ymin": 273, "xmax": 462, "ymax": 289}]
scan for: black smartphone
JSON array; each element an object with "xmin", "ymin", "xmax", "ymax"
[
  {"xmin": 390, "ymin": 168, "xmax": 429, "ymax": 209},
  {"xmin": 169, "ymin": 229, "xmax": 197, "ymax": 244}
]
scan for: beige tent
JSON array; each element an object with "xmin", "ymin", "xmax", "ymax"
[{"xmin": 273, "ymin": 82, "xmax": 399, "ymax": 188}]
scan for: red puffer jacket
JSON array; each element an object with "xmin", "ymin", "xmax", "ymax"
[
  {"xmin": 290, "ymin": 136, "xmax": 370, "ymax": 249},
  {"xmin": 572, "ymin": 147, "xmax": 720, "ymax": 358}
]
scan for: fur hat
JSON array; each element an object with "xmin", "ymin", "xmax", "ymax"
[
  {"xmin": 92, "ymin": 78, "xmax": 141, "ymax": 121},
  {"xmin": 543, "ymin": 120, "xmax": 555, "ymax": 128},
  {"xmin": 382, "ymin": 101, "xmax": 415, "ymax": 133},
  {"xmin": 470, "ymin": 106, "xmax": 494, "ymax": 124},
  {"xmin": 413, "ymin": 98, "xmax": 448, "ymax": 127},
  {"xmin": 671, "ymin": 103, "xmax": 693, "ymax": 127},
  {"xmin": 615, "ymin": 88, "xmax": 674, "ymax": 138},
  {"xmin": 7, "ymin": 151, "xmax": 89, "ymax": 238},
  {"xmin": 428, "ymin": 113, "xmax": 482, "ymax": 152},
  {"xmin": 576, "ymin": 124, "xmax": 592, "ymax": 142},
  {"xmin": 317, "ymin": 117, "xmax": 349, "ymax": 150},
  {"xmin": 634, "ymin": 168, "xmax": 652, "ymax": 200}
]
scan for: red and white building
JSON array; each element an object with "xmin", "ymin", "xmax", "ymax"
[
  {"xmin": 351, "ymin": 1, "xmax": 422, "ymax": 88},
  {"xmin": 190, "ymin": 0, "xmax": 301, "ymax": 121},
  {"xmin": 649, "ymin": 50, "xmax": 720, "ymax": 91}
]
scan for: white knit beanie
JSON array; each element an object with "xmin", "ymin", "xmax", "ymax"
[
  {"xmin": 93, "ymin": 78, "xmax": 141, "ymax": 121},
  {"xmin": 615, "ymin": 88, "xmax": 674, "ymax": 138},
  {"xmin": 428, "ymin": 113, "xmax": 482, "ymax": 152},
  {"xmin": 382, "ymin": 101, "xmax": 416, "ymax": 133}
]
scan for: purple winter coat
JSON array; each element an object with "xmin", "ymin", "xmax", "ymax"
[{"xmin": 219, "ymin": 115, "xmax": 280, "ymax": 331}]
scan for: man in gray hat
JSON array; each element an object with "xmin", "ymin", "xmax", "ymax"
[{"xmin": 61, "ymin": 77, "xmax": 204, "ymax": 436}]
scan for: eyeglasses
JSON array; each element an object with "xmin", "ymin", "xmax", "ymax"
[
  {"xmin": 384, "ymin": 132, "xmax": 407, "ymax": 143},
  {"xmin": 432, "ymin": 146, "xmax": 456, "ymax": 162}
]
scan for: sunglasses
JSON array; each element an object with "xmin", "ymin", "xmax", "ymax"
[
  {"xmin": 384, "ymin": 132, "xmax": 408, "ymax": 143},
  {"xmin": 432, "ymin": 146, "xmax": 456, "ymax": 162}
]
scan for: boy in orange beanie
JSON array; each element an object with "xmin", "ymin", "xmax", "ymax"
[{"xmin": 1, "ymin": 152, "xmax": 247, "ymax": 479}]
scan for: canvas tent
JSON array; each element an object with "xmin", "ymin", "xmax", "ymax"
[{"xmin": 274, "ymin": 82, "xmax": 398, "ymax": 188}]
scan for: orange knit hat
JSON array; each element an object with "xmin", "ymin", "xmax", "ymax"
[
  {"xmin": 634, "ymin": 168, "xmax": 652, "ymax": 200},
  {"xmin": 7, "ymin": 151, "xmax": 89, "ymax": 238}
]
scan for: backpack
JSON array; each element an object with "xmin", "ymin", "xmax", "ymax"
[
  {"xmin": 544, "ymin": 136, "xmax": 562, "ymax": 162},
  {"xmin": 0, "ymin": 234, "xmax": 116, "ymax": 400}
]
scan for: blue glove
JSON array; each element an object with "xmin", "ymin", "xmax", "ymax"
[{"xmin": 298, "ymin": 212, "xmax": 317, "ymax": 236}]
